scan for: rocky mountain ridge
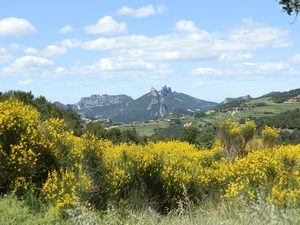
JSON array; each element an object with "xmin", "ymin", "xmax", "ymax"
[{"xmin": 57, "ymin": 86, "xmax": 218, "ymax": 123}]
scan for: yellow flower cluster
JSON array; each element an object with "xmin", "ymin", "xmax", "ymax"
[
  {"xmin": 220, "ymin": 119, "xmax": 241, "ymax": 137},
  {"xmin": 0, "ymin": 101, "xmax": 41, "ymax": 189},
  {"xmin": 262, "ymin": 125, "xmax": 280, "ymax": 147},
  {"xmin": 0, "ymin": 100, "xmax": 94, "ymax": 209},
  {"xmin": 42, "ymin": 169, "xmax": 78, "ymax": 209},
  {"xmin": 103, "ymin": 139, "xmax": 300, "ymax": 207},
  {"xmin": 262, "ymin": 125, "xmax": 280, "ymax": 139},
  {"xmin": 103, "ymin": 141, "xmax": 222, "ymax": 202},
  {"xmin": 42, "ymin": 166, "xmax": 92, "ymax": 210},
  {"xmin": 218, "ymin": 144, "xmax": 300, "ymax": 206}
]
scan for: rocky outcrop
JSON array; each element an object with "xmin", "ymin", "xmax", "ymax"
[{"xmin": 221, "ymin": 95, "xmax": 252, "ymax": 104}]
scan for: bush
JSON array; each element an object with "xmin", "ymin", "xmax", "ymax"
[
  {"xmin": 262, "ymin": 126, "xmax": 280, "ymax": 148},
  {"xmin": 0, "ymin": 101, "xmax": 54, "ymax": 194},
  {"xmin": 103, "ymin": 141, "xmax": 222, "ymax": 209},
  {"xmin": 218, "ymin": 145, "xmax": 300, "ymax": 207}
]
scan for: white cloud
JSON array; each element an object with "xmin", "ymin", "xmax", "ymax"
[
  {"xmin": 17, "ymin": 79, "xmax": 33, "ymax": 85},
  {"xmin": 42, "ymin": 45, "xmax": 67, "ymax": 58},
  {"xmin": 0, "ymin": 55, "xmax": 13, "ymax": 63},
  {"xmin": 290, "ymin": 54, "xmax": 300, "ymax": 62},
  {"xmin": 116, "ymin": 4, "xmax": 166, "ymax": 18},
  {"xmin": 192, "ymin": 67, "xmax": 224, "ymax": 76},
  {"xmin": 230, "ymin": 62, "xmax": 292, "ymax": 75},
  {"xmin": 85, "ymin": 16, "xmax": 126, "ymax": 34},
  {"xmin": 0, "ymin": 17, "xmax": 36, "ymax": 36},
  {"xmin": 60, "ymin": 39, "xmax": 82, "ymax": 48},
  {"xmin": 51, "ymin": 56, "xmax": 172, "ymax": 79},
  {"xmin": 24, "ymin": 47, "xmax": 38, "ymax": 55},
  {"xmin": 83, "ymin": 37, "xmax": 119, "ymax": 50},
  {"xmin": 42, "ymin": 67, "xmax": 66, "ymax": 77},
  {"xmin": 7, "ymin": 43, "xmax": 22, "ymax": 50},
  {"xmin": 0, "ymin": 47, "xmax": 7, "ymax": 54},
  {"xmin": 175, "ymin": 20, "xmax": 200, "ymax": 33},
  {"xmin": 0, "ymin": 56, "xmax": 54, "ymax": 76},
  {"xmin": 157, "ymin": 5, "xmax": 167, "ymax": 14},
  {"xmin": 219, "ymin": 52, "xmax": 252, "ymax": 61},
  {"xmin": 82, "ymin": 33, "xmax": 216, "ymax": 61},
  {"xmin": 0, "ymin": 47, "xmax": 13, "ymax": 63},
  {"xmin": 81, "ymin": 18, "xmax": 290, "ymax": 65},
  {"xmin": 54, "ymin": 67, "xmax": 66, "ymax": 74},
  {"xmin": 192, "ymin": 61, "xmax": 294, "ymax": 76},
  {"xmin": 59, "ymin": 25, "xmax": 74, "ymax": 34},
  {"xmin": 229, "ymin": 18, "xmax": 291, "ymax": 49},
  {"xmin": 13, "ymin": 18, "xmax": 289, "ymax": 79},
  {"xmin": 11, "ymin": 56, "xmax": 54, "ymax": 70},
  {"xmin": 99, "ymin": 56, "xmax": 155, "ymax": 72},
  {"xmin": 196, "ymin": 82, "xmax": 204, "ymax": 87}
]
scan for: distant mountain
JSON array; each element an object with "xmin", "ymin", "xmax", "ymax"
[
  {"xmin": 265, "ymin": 88, "xmax": 300, "ymax": 103},
  {"xmin": 221, "ymin": 95, "xmax": 252, "ymax": 104},
  {"xmin": 58, "ymin": 86, "xmax": 218, "ymax": 123},
  {"xmin": 65, "ymin": 94, "xmax": 134, "ymax": 119},
  {"xmin": 112, "ymin": 86, "xmax": 217, "ymax": 122}
]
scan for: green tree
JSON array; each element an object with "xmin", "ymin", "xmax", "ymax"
[
  {"xmin": 106, "ymin": 128, "xmax": 122, "ymax": 144},
  {"xmin": 182, "ymin": 127, "xmax": 199, "ymax": 144},
  {"xmin": 85, "ymin": 122, "xmax": 107, "ymax": 138},
  {"xmin": 279, "ymin": 0, "xmax": 300, "ymax": 15}
]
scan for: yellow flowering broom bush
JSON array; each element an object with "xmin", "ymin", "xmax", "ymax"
[
  {"xmin": 219, "ymin": 144, "xmax": 300, "ymax": 207},
  {"xmin": 42, "ymin": 166, "xmax": 92, "ymax": 210},
  {"xmin": 40, "ymin": 132, "xmax": 107, "ymax": 210},
  {"xmin": 0, "ymin": 100, "xmax": 105, "ymax": 209},
  {"xmin": 102, "ymin": 138, "xmax": 300, "ymax": 208},
  {"xmin": 262, "ymin": 125, "xmax": 280, "ymax": 148},
  {"xmin": 268, "ymin": 145, "xmax": 300, "ymax": 206},
  {"xmin": 0, "ymin": 100, "xmax": 51, "ymax": 193},
  {"xmin": 103, "ymin": 141, "xmax": 223, "ymax": 208}
]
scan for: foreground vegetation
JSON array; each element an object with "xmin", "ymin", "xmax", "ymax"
[
  {"xmin": 1, "ymin": 96, "xmax": 300, "ymax": 224},
  {"xmin": 1, "ymin": 194, "xmax": 300, "ymax": 225}
]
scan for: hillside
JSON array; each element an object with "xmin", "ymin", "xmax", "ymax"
[
  {"xmin": 60, "ymin": 86, "xmax": 217, "ymax": 123},
  {"xmin": 112, "ymin": 86, "xmax": 217, "ymax": 122},
  {"xmin": 268, "ymin": 88, "xmax": 300, "ymax": 103},
  {"xmin": 117, "ymin": 88, "xmax": 300, "ymax": 138}
]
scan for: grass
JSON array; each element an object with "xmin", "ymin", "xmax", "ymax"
[
  {"xmin": 118, "ymin": 119, "xmax": 172, "ymax": 136},
  {"xmin": 0, "ymin": 194, "xmax": 70, "ymax": 225},
  {"xmin": 99, "ymin": 202, "xmax": 300, "ymax": 225},
  {"xmin": 1, "ymin": 194, "xmax": 300, "ymax": 225}
]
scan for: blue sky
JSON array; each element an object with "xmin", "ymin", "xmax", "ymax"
[{"xmin": 1, "ymin": 0, "xmax": 300, "ymax": 103}]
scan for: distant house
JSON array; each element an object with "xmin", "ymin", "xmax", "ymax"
[
  {"xmin": 230, "ymin": 110, "xmax": 239, "ymax": 116},
  {"xmin": 183, "ymin": 122, "xmax": 192, "ymax": 128},
  {"xmin": 205, "ymin": 110, "xmax": 215, "ymax": 115}
]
